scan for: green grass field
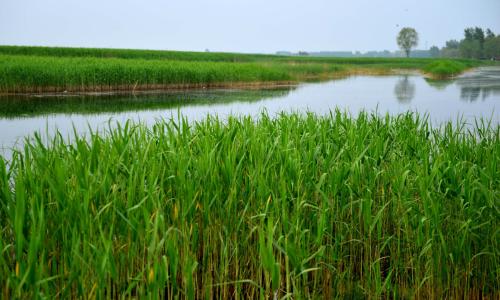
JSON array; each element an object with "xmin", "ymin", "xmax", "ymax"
[
  {"xmin": 1, "ymin": 112, "xmax": 498, "ymax": 299},
  {"xmin": 0, "ymin": 45, "xmax": 488, "ymax": 94}
]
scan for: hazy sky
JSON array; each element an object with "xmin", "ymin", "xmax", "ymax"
[{"xmin": 1, "ymin": 0, "xmax": 499, "ymax": 53}]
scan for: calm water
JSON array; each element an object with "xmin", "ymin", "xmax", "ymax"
[{"xmin": 1, "ymin": 67, "xmax": 500, "ymax": 157}]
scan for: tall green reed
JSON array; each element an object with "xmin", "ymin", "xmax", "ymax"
[{"xmin": 0, "ymin": 111, "xmax": 498, "ymax": 298}]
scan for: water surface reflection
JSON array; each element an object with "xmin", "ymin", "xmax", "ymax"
[
  {"xmin": 394, "ymin": 76, "xmax": 416, "ymax": 103},
  {"xmin": 456, "ymin": 70, "xmax": 500, "ymax": 102}
]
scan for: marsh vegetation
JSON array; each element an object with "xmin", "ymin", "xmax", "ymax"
[
  {"xmin": 0, "ymin": 46, "xmax": 488, "ymax": 94},
  {"xmin": 0, "ymin": 45, "xmax": 499, "ymax": 299},
  {"xmin": 1, "ymin": 112, "xmax": 498, "ymax": 298}
]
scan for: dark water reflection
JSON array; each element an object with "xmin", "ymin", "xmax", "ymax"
[
  {"xmin": 456, "ymin": 69, "xmax": 500, "ymax": 102},
  {"xmin": 0, "ymin": 88, "xmax": 294, "ymax": 118},
  {"xmin": 394, "ymin": 76, "xmax": 416, "ymax": 103},
  {"xmin": 424, "ymin": 68, "xmax": 500, "ymax": 102},
  {"xmin": 1, "ymin": 67, "xmax": 500, "ymax": 157}
]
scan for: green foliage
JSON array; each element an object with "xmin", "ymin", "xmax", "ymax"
[
  {"xmin": 486, "ymin": 29, "xmax": 495, "ymax": 39},
  {"xmin": 464, "ymin": 27, "xmax": 485, "ymax": 45},
  {"xmin": 442, "ymin": 27, "xmax": 500, "ymax": 59},
  {"xmin": 423, "ymin": 60, "xmax": 469, "ymax": 78},
  {"xmin": 441, "ymin": 40, "xmax": 460, "ymax": 58},
  {"xmin": 0, "ymin": 112, "xmax": 498, "ymax": 298},
  {"xmin": 429, "ymin": 46, "xmax": 440, "ymax": 58},
  {"xmin": 460, "ymin": 40, "xmax": 482, "ymax": 59},
  {"xmin": 446, "ymin": 40, "xmax": 460, "ymax": 49},
  {"xmin": 484, "ymin": 36, "xmax": 500, "ymax": 59},
  {"xmin": 397, "ymin": 27, "xmax": 419, "ymax": 57}
]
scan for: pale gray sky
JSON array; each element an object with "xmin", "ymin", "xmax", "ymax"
[{"xmin": 1, "ymin": 0, "xmax": 499, "ymax": 53}]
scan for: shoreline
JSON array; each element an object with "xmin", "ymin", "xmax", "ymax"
[
  {"xmin": 0, "ymin": 68, "xmax": 427, "ymax": 97},
  {"xmin": 0, "ymin": 81, "xmax": 299, "ymax": 97}
]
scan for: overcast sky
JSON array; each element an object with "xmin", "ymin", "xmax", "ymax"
[{"xmin": 1, "ymin": 0, "xmax": 499, "ymax": 53}]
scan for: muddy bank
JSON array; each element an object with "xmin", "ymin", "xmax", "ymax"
[{"xmin": 0, "ymin": 81, "xmax": 298, "ymax": 97}]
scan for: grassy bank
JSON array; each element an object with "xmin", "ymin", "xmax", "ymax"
[
  {"xmin": 0, "ymin": 54, "xmax": 293, "ymax": 94},
  {"xmin": 423, "ymin": 60, "xmax": 471, "ymax": 78},
  {"xmin": 0, "ymin": 46, "xmax": 488, "ymax": 94},
  {"xmin": 1, "ymin": 112, "xmax": 498, "ymax": 298}
]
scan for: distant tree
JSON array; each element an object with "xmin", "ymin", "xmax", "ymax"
[
  {"xmin": 459, "ymin": 27, "xmax": 487, "ymax": 58},
  {"xmin": 486, "ymin": 28, "xmax": 495, "ymax": 39},
  {"xmin": 397, "ymin": 27, "xmax": 419, "ymax": 57},
  {"xmin": 464, "ymin": 28, "xmax": 474, "ymax": 41},
  {"xmin": 441, "ymin": 48, "xmax": 460, "ymax": 58},
  {"xmin": 440, "ymin": 40, "xmax": 460, "ymax": 58},
  {"xmin": 445, "ymin": 40, "xmax": 460, "ymax": 49},
  {"xmin": 460, "ymin": 39, "xmax": 481, "ymax": 59},
  {"xmin": 429, "ymin": 46, "xmax": 440, "ymax": 57},
  {"xmin": 483, "ymin": 29, "xmax": 500, "ymax": 59},
  {"xmin": 442, "ymin": 28, "xmax": 498, "ymax": 59},
  {"xmin": 473, "ymin": 27, "xmax": 485, "ymax": 45},
  {"xmin": 484, "ymin": 36, "xmax": 500, "ymax": 59}
]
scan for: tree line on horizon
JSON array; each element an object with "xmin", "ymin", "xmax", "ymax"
[
  {"xmin": 434, "ymin": 27, "xmax": 500, "ymax": 59},
  {"xmin": 278, "ymin": 27, "xmax": 500, "ymax": 60}
]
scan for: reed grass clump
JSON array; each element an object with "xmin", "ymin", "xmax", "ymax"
[
  {"xmin": 0, "ymin": 112, "xmax": 499, "ymax": 299},
  {"xmin": 0, "ymin": 54, "xmax": 291, "ymax": 94},
  {"xmin": 423, "ymin": 60, "xmax": 470, "ymax": 78}
]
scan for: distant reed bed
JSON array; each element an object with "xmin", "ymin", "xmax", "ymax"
[
  {"xmin": 0, "ymin": 46, "xmax": 488, "ymax": 94},
  {"xmin": 0, "ymin": 54, "xmax": 291, "ymax": 94}
]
